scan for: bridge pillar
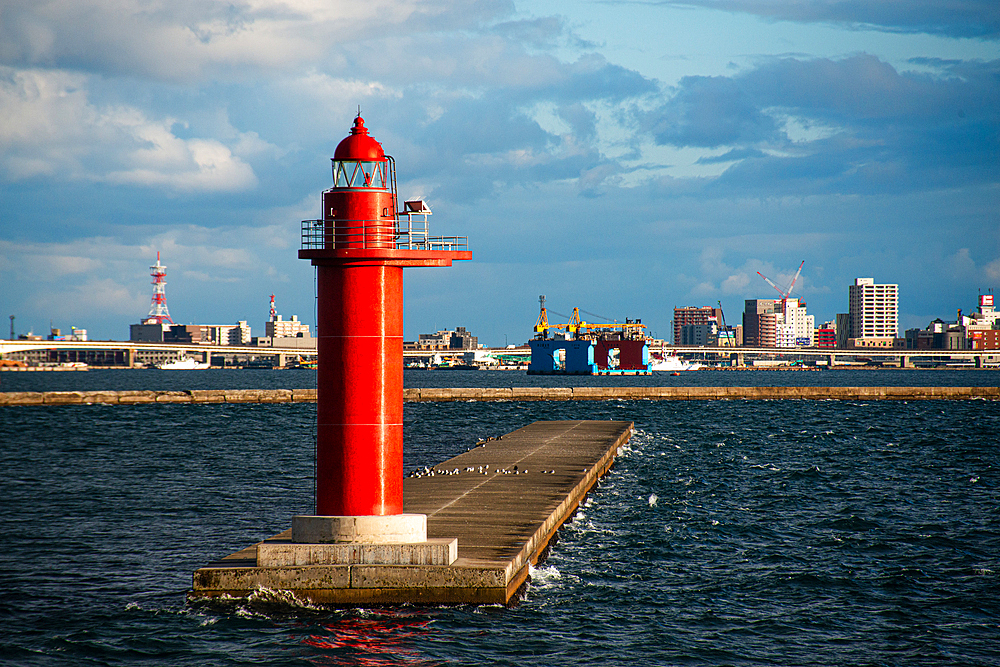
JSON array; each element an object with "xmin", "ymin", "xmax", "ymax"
[
  {"xmin": 731, "ymin": 352, "xmax": 744, "ymax": 367},
  {"xmin": 827, "ymin": 354, "xmax": 836, "ymax": 368},
  {"xmin": 127, "ymin": 348, "xmax": 136, "ymax": 368},
  {"xmin": 975, "ymin": 355, "xmax": 983, "ymax": 369}
]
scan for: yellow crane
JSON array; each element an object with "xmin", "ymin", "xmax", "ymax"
[{"xmin": 533, "ymin": 299, "xmax": 646, "ymax": 340}]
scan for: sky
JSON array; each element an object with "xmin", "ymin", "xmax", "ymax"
[{"xmin": 1, "ymin": 0, "xmax": 997, "ymax": 345}]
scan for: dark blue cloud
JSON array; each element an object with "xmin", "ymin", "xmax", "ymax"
[
  {"xmin": 641, "ymin": 75, "xmax": 783, "ymax": 148},
  {"xmin": 650, "ymin": 0, "xmax": 1000, "ymax": 40},
  {"xmin": 544, "ymin": 54, "xmax": 658, "ymax": 102},
  {"xmin": 411, "ymin": 93, "xmax": 610, "ymax": 201},
  {"xmin": 642, "ymin": 55, "xmax": 1000, "ymax": 196}
]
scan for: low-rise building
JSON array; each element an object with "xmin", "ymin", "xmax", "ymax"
[
  {"xmin": 130, "ymin": 322, "xmax": 171, "ymax": 342},
  {"xmin": 971, "ymin": 329, "xmax": 1000, "ymax": 350},
  {"xmin": 816, "ymin": 321, "xmax": 837, "ymax": 348},
  {"xmin": 406, "ymin": 327, "xmax": 478, "ymax": 351},
  {"xmin": 848, "ymin": 337, "xmax": 905, "ymax": 349},
  {"xmin": 680, "ymin": 322, "xmax": 717, "ymax": 346},
  {"xmin": 266, "ymin": 315, "xmax": 310, "ymax": 339}
]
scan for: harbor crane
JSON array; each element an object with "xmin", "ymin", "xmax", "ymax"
[
  {"xmin": 757, "ymin": 260, "xmax": 805, "ymax": 312},
  {"xmin": 534, "ymin": 295, "xmax": 550, "ymax": 339},
  {"xmin": 533, "ymin": 297, "xmax": 646, "ymax": 340}
]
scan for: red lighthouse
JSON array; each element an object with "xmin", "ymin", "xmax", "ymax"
[{"xmin": 299, "ymin": 116, "xmax": 470, "ymax": 521}]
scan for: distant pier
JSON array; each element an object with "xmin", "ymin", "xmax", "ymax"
[
  {"xmin": 2, "ymin": 386, "xmax": 999, "ymax": 406},
  {"xmin": 190, "ymin": 420, "xmax": 632, "ymax": 605}
]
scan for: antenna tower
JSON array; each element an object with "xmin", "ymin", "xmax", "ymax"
[
  {"xmin": 145, "ymin": 252, "xmax": 174, "ymax": 325},
  {"xmin": 270, "ymin": 294, "xmax": 277, "ymax": 321}
]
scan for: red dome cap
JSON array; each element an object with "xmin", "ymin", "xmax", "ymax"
[{"xmin": 334, "ymin": 116, "xmax": 385, "ymax": 160}]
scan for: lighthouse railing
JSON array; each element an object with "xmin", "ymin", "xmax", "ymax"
[{"xmin": 301, "ymin": 219, "xmax": 467, "ymax": 252}]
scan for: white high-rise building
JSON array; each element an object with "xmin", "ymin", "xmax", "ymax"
[
  {"xmin": 774, "ymin": 298, "xmax": 815, "ymax": 347},
  {"xmin": 848, "ymin": 278, "xmax": 898, "ymax": 338}
]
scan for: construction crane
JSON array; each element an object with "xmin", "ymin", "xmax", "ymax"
[
  {"xmin": 717, "ymin": 300, "xmax": 733, "ymax": 347},
  {"xmin": 757, "ymin": 260, "xmax": 805, "ymax": 312}
]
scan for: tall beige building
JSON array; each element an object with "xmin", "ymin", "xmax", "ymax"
[{"xmin": 848, "ymin": 278, "xmax": 898, "ymax": 338}]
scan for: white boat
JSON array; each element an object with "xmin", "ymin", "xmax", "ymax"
[
  {"xmin": 649, "ymin": 356, "xmax": 704, "ymax": 371},
  {"xmin": 155, "ymin": 356, "xmax": 210, "ymax": 370}
]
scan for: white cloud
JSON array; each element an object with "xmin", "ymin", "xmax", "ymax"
[
  {"xmin": 986, "ymin": 258, "xmax": 1000, "ymax": 281},
  {"xmin": 0, "ymin": 67, "xmax": 258, "ymax": 191},
  {"xmin": 0, "ymin": 0, "xmax": 509, "ymax": 81}
]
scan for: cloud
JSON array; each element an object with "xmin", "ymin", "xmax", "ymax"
[
  {"xmin": 638, "ymin": 54, "xmax": 1000, "ymax": 196},
  {"xmin": 985, "ymin": 258, "xmax": 1000, "ymax": 281},
  {"xmin": 650, "ymin": 0, "xmax": 1000, "ymax": 40},
  {"xmin": 643, "ymin": 74, "xmax": 783, "ymax": 148},
  {"xmin": 0, "ymin": 0, "xmax": 514, "ymax": 81},
  {"xmin": 696, "ymin": 147, "xmax": 767, "ymax": 164},
  {"xmin": 0, "ymin": 67, "xmax": 260, "ymax": 191}
]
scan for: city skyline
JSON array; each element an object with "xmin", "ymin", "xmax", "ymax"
[{"xmin": 1, "ymin": 1, "xmax": 997, "ymax": 346}]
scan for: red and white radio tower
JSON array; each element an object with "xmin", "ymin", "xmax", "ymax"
[{"xmin": 144, "ymin": 252, "xmax": 174, "ymax": 325}]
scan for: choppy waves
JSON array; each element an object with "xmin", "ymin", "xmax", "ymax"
[{"xmin": 1, "ymin": 390, "xmax": 998, "ymax": 665}]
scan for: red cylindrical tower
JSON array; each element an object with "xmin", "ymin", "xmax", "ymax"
[{"xmin": 300, "ymin": 116, "xmax": 470, "ymax": 518}]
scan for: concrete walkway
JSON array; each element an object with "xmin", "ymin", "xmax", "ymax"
[
  {"xmin": 2, "ymin": 386, "xmax": 999, "ymax": 406},
  {"xmin": 190, "ymin": 420, "xmax": 633, "ymax": 605}
]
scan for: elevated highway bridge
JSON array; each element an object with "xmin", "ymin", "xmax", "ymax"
[
  {"xmin": 650, "ymin": 344, "xmax": 999, "ymax": 368},
  {"xmin": 1, "ymin": 340, "xmax": 995, "ymax": 369},
  {"xmin": 0, "ymin": 339, "xmax": 316, "ymax": 368}
]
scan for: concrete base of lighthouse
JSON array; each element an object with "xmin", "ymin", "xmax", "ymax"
[
  {"xmin": 292, "ymin": 514, "xmax": 428, "ymax": 544},
  {"xmin": 254, "ymin": 514, "xmax": 458, "ymax": 567}
]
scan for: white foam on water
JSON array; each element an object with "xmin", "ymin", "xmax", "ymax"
[{"xmin": 529, "ymin": 563, "xmax": 563, "ymax": 589}]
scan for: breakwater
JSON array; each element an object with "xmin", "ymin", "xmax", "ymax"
[
  {"xmin": 191, "ymin": 420, "xmax": 632, "ymax": 605},
  {"xmin": 2, "ymin": 386, "xmax": 998, "ymax": 406}
]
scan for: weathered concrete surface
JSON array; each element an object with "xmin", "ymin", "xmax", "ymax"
[
  {"xmin": 257, "ymin": 538, "xmax": 458, "ymax": 567},
  {"xmin": 190, "ymin": 420, "xmax": 633, "ymax": 605},
  {"xmin": 291, "ymin": 514, "xmax": 427, "ymax": 544},
  {"xmin": 3, "ymin": 386, "xmax": 998, "ymax": 406}
]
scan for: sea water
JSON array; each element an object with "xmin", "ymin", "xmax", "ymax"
[{"xmin": 1, "ymin": 370, "xmax": 998, "ymax": 665}]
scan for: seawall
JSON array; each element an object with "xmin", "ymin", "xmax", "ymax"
[{"xmin": 1, "ymin": 386, "xmax": 998, "ymax": 406}]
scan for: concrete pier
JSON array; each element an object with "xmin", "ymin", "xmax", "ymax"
[
  {"xmin": 190, "ymin": 420, "xmax": 632, "ymax": 605},
  {"xmin": 2, "ymin": 386, "xmax": 999, "ymax": 406}
]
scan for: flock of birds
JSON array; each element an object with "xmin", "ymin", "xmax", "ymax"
[{"xmin": 407, "ymin": 435, "xmax": 558, "ymax": 479}]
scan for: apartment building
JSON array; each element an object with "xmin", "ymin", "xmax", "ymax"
[
  {"xmin": 673, "ymin": 306, "xmax": 722, "ymax": 345},
  {"xmin": 848, "ymin": 278, "xmax": 898, "ymax": 339}
]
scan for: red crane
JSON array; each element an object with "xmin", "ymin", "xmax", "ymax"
[{"xmin": 757, "ymin": 260, "xmax": 805, "ymax": 312}]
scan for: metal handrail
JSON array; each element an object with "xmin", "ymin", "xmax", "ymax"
[{"xmin": 301, "ymin": 219, "xmax": 468, "ymax": 252}]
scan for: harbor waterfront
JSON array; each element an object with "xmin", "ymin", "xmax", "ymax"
[{"xmin": 2, "ymin": 370, "xmax": 998, "ymax": 664}]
